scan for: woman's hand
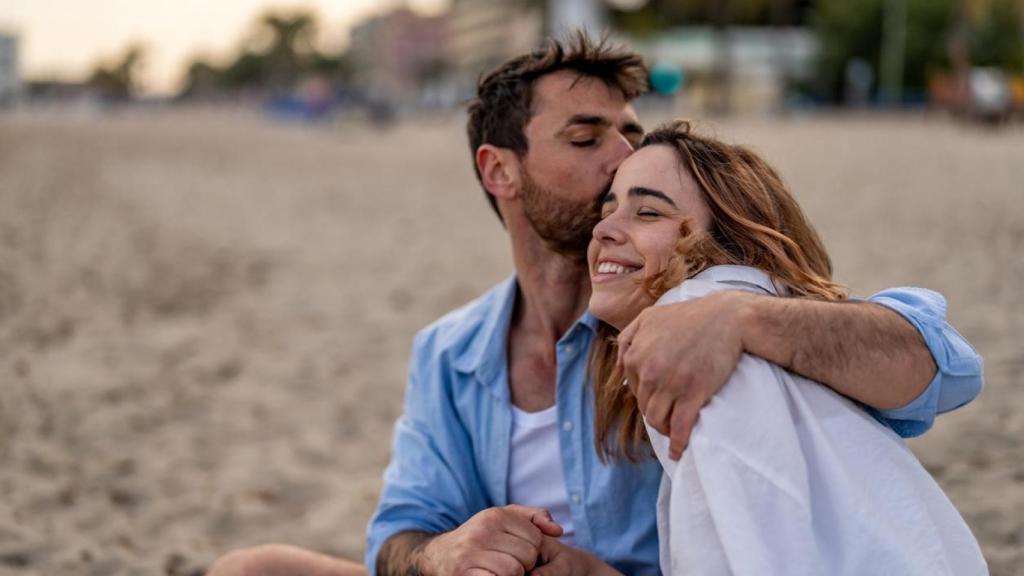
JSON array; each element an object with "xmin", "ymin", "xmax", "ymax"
[{"xmin": 530, "ymin": 537, "xmax": 623, "ymax": 576}]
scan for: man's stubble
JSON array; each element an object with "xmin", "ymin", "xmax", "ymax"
[{"xmin": 519, "ymin": 167, "xmax": 605, "ymax": 265}]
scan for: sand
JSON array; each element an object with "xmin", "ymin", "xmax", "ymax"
[{"xmin": 0, "ymin": 109, "xmax": 1021, "ymax": 575}]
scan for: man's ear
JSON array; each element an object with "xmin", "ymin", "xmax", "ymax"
[{"xmin": 476, "ymin": 144, "xmax": 521, "ymax": 201}]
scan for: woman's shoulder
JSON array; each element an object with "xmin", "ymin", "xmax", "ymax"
[{"xmin": 655, "ymin": 265, "xmax": 781, "ymax": 307}]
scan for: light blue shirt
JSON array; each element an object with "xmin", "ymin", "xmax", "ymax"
[{"xmin": 365, "ymin": 277, "xmax": 983, "ymax": 574}]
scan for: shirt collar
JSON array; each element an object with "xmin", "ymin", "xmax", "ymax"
[
  {"xmin": 452, "ymin": 275, "xmax": 518, "ymax": 385},
  {"xmin": 690, "ymin": 264, "xmax": 783, "ymax": 295},
  {"xmin": 452, "ymin": 275, "xmax": 598, "ymax": 387}
]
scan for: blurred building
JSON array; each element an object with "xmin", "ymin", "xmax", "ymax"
[
  {"xmin": 348, "ymin": 7, "xmax": 451, "ymax": 106},
  {"xmin": 447, "ymin": 0, "xmax": 544, "ymax": 89},
  {"xmin": 634, "ymin": 27, "xmax": 819, "ymax": 114},
  {"xmin": 548, "ymin": 0, "xmax": 605, "ymax": 38},
  {"xmin": 0, "ymin": 32, "xmax": 19, "ymax": 107}
]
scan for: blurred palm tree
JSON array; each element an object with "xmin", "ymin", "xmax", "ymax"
[
  {"xmin": 180, "ymin": 10, "xmax": 351, "ymax": 99},
  {"xmin": 87, "ymin": 44, "xmax": 145, "ymax": 100},
  {"xmin": 259, "ymin": 12, "xmax": 317, "ymax": 91}
]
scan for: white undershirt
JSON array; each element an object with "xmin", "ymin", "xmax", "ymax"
[{"xmin": 507, "ymin": 404, "xmax": 575, "ymax": 544}]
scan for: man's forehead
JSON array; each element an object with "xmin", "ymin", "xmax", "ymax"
[{"xmin": 530, "ymin": 71, "xmax": 637, "ymax": 126}]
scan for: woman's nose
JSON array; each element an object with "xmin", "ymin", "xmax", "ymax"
[{"xmin": 593, "ymin": 211, "xmax": 626, "ymax": 243}]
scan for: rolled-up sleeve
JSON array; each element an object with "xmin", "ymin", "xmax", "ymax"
[
  {"xmin": 364, "ymin": 334, "xmax": 488, "ymax": 574},
  {"xmin": 865, "ymin": 287, "xmax": 984, "ymax": 438}
]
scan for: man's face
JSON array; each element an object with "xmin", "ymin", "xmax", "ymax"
[{"xmin": 518, "ymin": 71, "xmax": 643, "ymax": 259}]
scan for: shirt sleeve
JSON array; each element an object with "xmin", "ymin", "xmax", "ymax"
[
  {"xmin": 364, "ymin": 333, "xmax": 490, "ymax": 575},
  {"xmin": 864, "ymin": 287, "xmax": 984, "ymax": 438}
]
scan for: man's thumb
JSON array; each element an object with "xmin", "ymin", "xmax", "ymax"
[{"xmin": 506, "ymin": 505, "xmax": 564, "ymax": 537}]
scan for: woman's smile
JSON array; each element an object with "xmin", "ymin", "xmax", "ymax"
[{"xmin": 592, "ymin": 258, "xmax": 643, "ymax": 283}]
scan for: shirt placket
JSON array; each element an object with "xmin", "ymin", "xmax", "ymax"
[{"xmin": 555, "ymin": 322, "xmax": 594, "ymax": 549}]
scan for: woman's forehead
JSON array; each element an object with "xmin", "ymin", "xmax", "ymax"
[{"xmin": 615, "ymin": 146, "xmax": 686, "ymax": 192}]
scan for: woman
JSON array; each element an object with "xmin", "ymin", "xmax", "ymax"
[{"xmin": 584, "ymin": 121, "xmax": 986, "ymax": 575}]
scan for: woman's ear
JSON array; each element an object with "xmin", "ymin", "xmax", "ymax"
[{"xmin": 476, "ymin": 144, "xmax": 520, "ymax": 201}]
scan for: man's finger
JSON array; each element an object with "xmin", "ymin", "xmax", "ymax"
[
  {"xmin": 484, "ymin": 533, "xmax": 540, "ymax": 571},
  {"xmin": 642, "ymin": 388, "xmax": 676, "ymax": 436},
  {"xmin": 616, "ymin": 314, "xmax": 643, "ymax": 369},
  {"xmin": 503, "ymin": 505, "xmax": 563, "ymax": 538},
  {"xmin": 668, "ymin": 401, "xmax": 701, "ymax": 460},
  {"xmin": 467, "ymin": 550, "xmax": 526, "ymax": 576},
  {"xmin": 632, "ymin": 369, "xmax": 658, "ymax": 419}
]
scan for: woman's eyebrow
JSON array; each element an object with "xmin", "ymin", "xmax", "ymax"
[
  {"xmin": 628, "ymin": 186, "xmax": 677, "ymax": 208},
  {"xmin": 600, "ymin": 189, "xmax": 616, "ymax": 204}
]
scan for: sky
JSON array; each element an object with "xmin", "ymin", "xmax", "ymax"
[{"xmin": 0, "ymin": 0, "xmax": 446, "ymax": 95}]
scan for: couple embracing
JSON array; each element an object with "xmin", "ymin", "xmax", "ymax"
[{"xmin": 211, "ymin": 34, "xmax": 986, "ymax": 576}]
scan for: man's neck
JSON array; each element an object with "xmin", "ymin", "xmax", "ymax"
[{"xmin": 508, "ymin": 224, "xmax": 591, "ymax": 347}]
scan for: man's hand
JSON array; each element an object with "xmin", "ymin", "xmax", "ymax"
[
  {"xmin": 617, "ymin": 291, "xmax": 753, "ymax": 460},
  {"xmin": 417, "ymin": 505, "xmax": 563, "ymax": 576},
  {"xmin": 530, "ymin": 537, "xmax": 622, "ymax": 576}
]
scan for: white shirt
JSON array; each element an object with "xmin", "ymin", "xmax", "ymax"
[
  {"xmin": 507, "ymin": 404, "xmax": 576, "ymax": 543},
  {"xmin": 649, "ymin": 265, "xmax": 987, "ymax": 576}
]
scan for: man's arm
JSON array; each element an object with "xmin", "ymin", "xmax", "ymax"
[
  {"xmin": 740, "ymin": 294, "xmax": 935, "ymax": 409},
  {"xmin": 619, "ymin": 287, "xmax": 982, "ymax": 459}
]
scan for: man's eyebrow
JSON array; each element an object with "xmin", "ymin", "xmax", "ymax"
[
  {"xmin": 629, "ymin": 186, "xmax": 677, "ymax": 207},
  {"xmin": 561, "ymin": 114, "xmax": 611, "ymax": 131}
]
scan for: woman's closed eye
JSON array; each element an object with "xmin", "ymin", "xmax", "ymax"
[{"xmin": 571, "ymin": 139, "xmax": 598, "ymax": 148}]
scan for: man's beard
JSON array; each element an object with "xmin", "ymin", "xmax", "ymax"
[{"xmin": 520, "ymin": 169, "xmax": 605, "ymax": 263}]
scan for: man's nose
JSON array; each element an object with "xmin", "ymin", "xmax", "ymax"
[{"xmin": 605, "ymin": 132, "xmax": 635, "ymax": 173}]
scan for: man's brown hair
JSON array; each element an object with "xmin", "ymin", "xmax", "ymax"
[{"xmin": 466, "ymin": 32, "xmax": 650, "ymax": 222}]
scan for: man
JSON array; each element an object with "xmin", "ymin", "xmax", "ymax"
[{"xmin": 209, "ymin": 34, "xmax": 982, "ymax": 576}]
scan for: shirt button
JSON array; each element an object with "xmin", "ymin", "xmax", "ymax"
[
  {"xmin": 562, "ymin": 420, "xmax": 573, "ymax": 432},
  {"xmin": 571, "ymin": 493, "xmax": 581, "ymax": 504},
  {"xmin": 564, "ymin": 344, "xmax": 576, "ymax": 355}
]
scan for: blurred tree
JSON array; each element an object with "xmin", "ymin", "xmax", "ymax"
[
  {"xmin": 971, "ymin": 0, "xmax": 1024, "ymax": 72},
  {"xmin": 179, "ymin": 9, "xmax": 353, "ymax": 99},
  {"xmin": 813, "ymin": 0, "xmax": 1022, "ymax": 102},
  {"xmin": 87, "ymin": 44, "xmax": 145, "ymax": 100},
  {"xmin": 813, "ymin": 0, "xmax": 955, "ymax": 102}
]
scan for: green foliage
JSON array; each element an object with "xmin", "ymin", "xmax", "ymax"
[
  {"xmin": 971, "ymin": 0, "xmax": 1024, "ymax": 72},
  {"xmin": 813, "ymin": 0, "xmax": 1024, "ymax": 101}
]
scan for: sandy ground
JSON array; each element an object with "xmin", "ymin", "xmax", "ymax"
[{"xmin": 0, "ymin": 109, "xmax": 1021, "ymax": 576}]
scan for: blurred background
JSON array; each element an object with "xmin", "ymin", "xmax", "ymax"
[{"xmin": 0, "ymin": 1, "xmax": 1022, "ymax": 575}]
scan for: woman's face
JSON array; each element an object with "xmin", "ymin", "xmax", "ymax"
[{"xmin": 587, "ymin": 144, "xmax": 712, "ymax": 330}]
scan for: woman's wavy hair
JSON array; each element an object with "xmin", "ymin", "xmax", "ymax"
[{"xmin": 591, "ymin": 120, "xmax": 848, "ymax": 462}]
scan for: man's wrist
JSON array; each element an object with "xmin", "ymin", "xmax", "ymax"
[
  {"xmin": 410, "ymin": 534, "xmax": 439, "ymax": 576},
  {"xmin": 723, "ymin": 290, "xmax": 762, "ymax": 355}
]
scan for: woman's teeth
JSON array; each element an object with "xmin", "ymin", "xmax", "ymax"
[{"xmin": 597, "ymin": 262, "xmax": 638, "ymax": 275}]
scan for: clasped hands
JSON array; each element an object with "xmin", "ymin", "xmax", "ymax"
[{"xmin": 418, "ymin": 505, "xmax": 616, "ymax": 576}]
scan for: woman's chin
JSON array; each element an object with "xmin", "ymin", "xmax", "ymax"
[{"xmin": 589, "ymin": 300, "xmax": 635, "ymax": 332}]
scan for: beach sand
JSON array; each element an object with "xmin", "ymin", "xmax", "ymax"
[{"xmin": 0, "ymin": 110, "xmax": 1021, "ymax": 575}]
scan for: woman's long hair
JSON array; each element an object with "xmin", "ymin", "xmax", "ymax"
[{"xmin": 591, "ymin": 120, "xmax": 847, "ymax": 462}]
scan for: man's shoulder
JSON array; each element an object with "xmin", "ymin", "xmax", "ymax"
[{"xmin": 412, "ymin": 276, "xmax": 515, "ymax": 360}]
